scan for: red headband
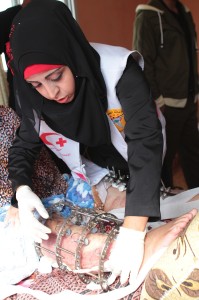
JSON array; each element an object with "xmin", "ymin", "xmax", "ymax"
[{"xmin": 24, "ymin": 64, "xmax": 63, "ymax": 79}]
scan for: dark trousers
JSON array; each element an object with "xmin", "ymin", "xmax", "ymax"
[{"xmin": 162, "ymin": 100, "xmax": 199, "ymax": 189}]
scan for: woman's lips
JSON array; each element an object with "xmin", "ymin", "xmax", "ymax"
[{"xmin": 57, "ymin": 95, "xmax": 72, "ymax": 104}]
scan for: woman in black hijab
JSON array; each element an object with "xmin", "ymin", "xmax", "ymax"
[{"xmin": 7, "ymin": 0, "xmax": 163, "ymax": 286}]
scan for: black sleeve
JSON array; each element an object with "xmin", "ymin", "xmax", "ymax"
[
  {"xmin": 116, "ymin": 57, "xmax": 163, "ymax": 219},
  {"xmin": 0, "ymin": 6, "xmax": 21, "ymax": 54}
]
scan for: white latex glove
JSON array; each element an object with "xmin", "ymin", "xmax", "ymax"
[
  {"xmin": 16, "ymin": 185, "xmax": 51, "ymax": 243},
  {"xmin": 106, "ymin": 226, "xmax": 146, "ymax": 285}
]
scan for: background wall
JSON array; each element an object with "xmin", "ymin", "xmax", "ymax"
[{"xmin": 76, "ymin": 0, "xmax": 199, "ymax": 51}]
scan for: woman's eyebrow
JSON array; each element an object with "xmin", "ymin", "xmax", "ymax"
[{"xmin": 26, "ymin": 79, "xmax": 39, "ymax": 84}]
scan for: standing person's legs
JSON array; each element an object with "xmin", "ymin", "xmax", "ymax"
[
  {"xmin": 161, "ymin": 106, "xmax": 184, "ymax": 188},
  {"xmin": 179, "ymin": 101, "xmax": 199, "ymax": 188}
]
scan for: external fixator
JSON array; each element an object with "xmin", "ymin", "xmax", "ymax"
[
  {"xmin": 104, "ymin": 166, "xmax": 129, "ymax": 191},
  {"xmin": 35, "ymin": 200, "xmax": 123, "ymax": 291}
]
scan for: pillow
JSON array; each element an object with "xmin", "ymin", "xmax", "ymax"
[{"xmin": 141, "ymin": 213, "xmax": 199, "ymax": 299}]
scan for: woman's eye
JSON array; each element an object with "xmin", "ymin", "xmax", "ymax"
[{"xmin": 51, "ymin": 72, "xmax": 62, "ymax": 82}]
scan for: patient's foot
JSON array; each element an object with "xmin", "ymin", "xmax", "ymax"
[{"xmin": 142, "ymin": 209, "xmax": 198, "ymax": 266}]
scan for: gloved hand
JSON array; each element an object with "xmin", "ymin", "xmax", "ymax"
[
  {"xmin": 16, "ymin": 185, "xmax": 51, "ymax": 243},
  {"xmin": 106, "ymin": 226, "xmax": 146, "ymax": 285}
]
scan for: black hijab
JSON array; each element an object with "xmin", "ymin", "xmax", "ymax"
[{"xmin": 10, "ymin": 0, "xmax": 111, "ymax": 147}]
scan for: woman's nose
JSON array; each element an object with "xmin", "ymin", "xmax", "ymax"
[{"xmin": 45, "ymin": 83, "xmax": 59, "ymax": 100}]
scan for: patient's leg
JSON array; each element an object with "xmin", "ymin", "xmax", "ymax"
[
  {"xmin": 188, "ymin": 193, "xmax": 199, "ymax": 202},
  {"xmin": 41, "ymin": 216, "xmax": 110, "ymax": 269},
  {"xmin": 103, "ymin": 188, "xmax": 199, "ymax": 213},
  {"xmin": 40, "ymin": 209, "xmax": 197, "ymax": 272}
]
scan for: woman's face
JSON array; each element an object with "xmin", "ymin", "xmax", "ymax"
[{"xmin": 26, "ymin": 66, "xmax": 75, "ymax": 104}]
